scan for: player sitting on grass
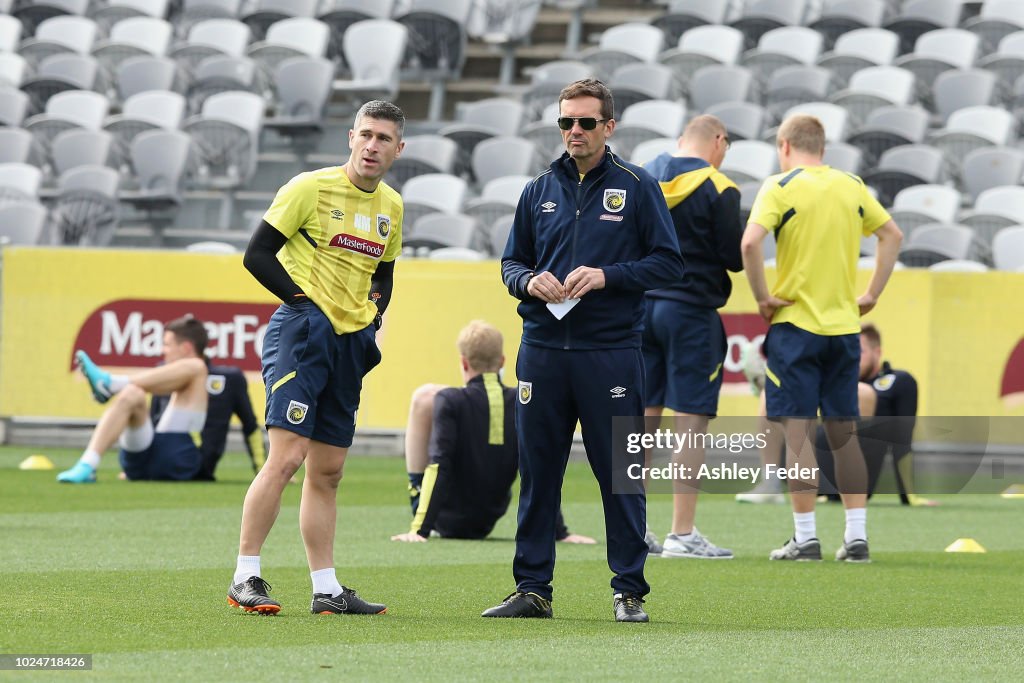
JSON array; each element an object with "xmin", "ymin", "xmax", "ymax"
[
  {"xmin": 392, "ymin": 320, "xmax": 595, "ymax": 544},
  {"xmin": 57, "ymin": 316, "xmax": 209, "ymax": 483}
]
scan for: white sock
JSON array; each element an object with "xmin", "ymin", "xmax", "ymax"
[
  {"xmin": 794, "ymin": 511, "xmax": 816, "ymax": 543},
  {"xmin": 311, "ymin": 568, "xmax": 344, "ymax": 596},
  {"xmin": 233, "ymin": 555, "xmax": 261, "ymax": 585},
  {"xmin": 845, "ymin": 507, "xmax": 867, "ymax": 543},
  {"xmin": 79, "ymin": 450, "xmax": 101, "ymax": 469},
  {"xmin": 109, "ymin": 376, "xmax": 130, "ymax": 394}
]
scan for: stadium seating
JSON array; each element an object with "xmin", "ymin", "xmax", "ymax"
[
  {"xmin": 962, "ymin": 0, "xmax": 1024, "ymax": 54},
  {"xmin": 649, "ymin": 0, "xmax": 729, "ymax": 48},
  {"xmin": 0, "ymin": 199, "xmax": 47, "ymax": 244},
  {"xmin": 405, "ymin": 212, "xmax": 477, "ymax": 251},
  {"xmin": 333, "ymin": 19, "xmax": 407, "ymax": 112},
  {"xmin": 396, "ymin": 0, "xmax": 473, "ymax": 121},
  {"xmin": 116, "ymin": 55, "xmax": 180, "ymax": 99},
  {"xmin": 862, "ymin": 144, "xmax": 946, "ymax": 206},
  {"xmin": 471, "ymin": 136, "xmax": 541, "ymax": 187},
  {"xmin": 706, "ymin": 101, "xmax": 766, "ymax": 141},
  {"xmin": 318, "ymin": 0, "xmax": 396, "ymax": 74},
  {"xmin": 51, "ymin": 127, "xmax": 112, "ymax": 177},
  {"xmin": 0, "ymin": 127, "xmax": 33, "ymax": 164},
  {"xmin": 89, "ymin": 0, "xmax": 170, "ymax": 35},
  {"xmin": 399, "ymin": 172, "xmax": 468, "ymax": 229},
  {"xmin": 658, "ymin": 24, "xmax": 744, "ymax": 95},
  {"xmin": 992, "ymin": 226, "xmax": 1024, "ymax": 271},
  {"xmin": 613, "ymin": 99, "xmax": 686, "ymax": 161},
  {"xmin": 883, "ymin": 0, "xmax": 966, "ymax": 56},
  {"xmin": 440, "ymin": 97, "xmax": 527, "ymax": 177},
  {"xmin": 816, "ymin": 27, "xmax": 900, "ymax": 87},
  {"xmin": 0, "ymin": 13, "xmax": 23, "ymax": 52},
  {"xmin": 18, "ymin": 15, "xmax": 97, "ymax": 68},
  {"xmin": 20, "ymin": 52, "xmax": 98, "ymax": 114},
  {"xmin": 898, "ymin": 223, "xmax": 983, "ymax": 267},
  {"xmin": 0, "ymin": 161, "xmax": 43, "ymax": 203},
  {"xmin": 730, "ymin": 0, "xmax": 810, "ymax": 51},
  {"xmin": 466, "ymin": 0, "xmax": 542, "ymax": 86},
  {"xmin": 958, "ymin": 185, "xmax": 1024, "ymax": 249},
  {"xmin": 264, "ymin": 56, "xmax": 335, "ymax": 146},
  {"xmin": 240, "ymin": 0, "xmax": 318, "ymax": 42},
  {"xmin": 579, "ymin": 22, "xmax": 663, "ymax": 82},
  {"xmin": 807, "ymin": 0, "xmax": 886, "ymax": 50},
  {"xmin": 50, "ymin": 163, "xmax": 120, "ymax": 245},
  {"xmin": 463, "ymin": 174, "xmax": 530, "ymax": 247},
  {"xmin": 888, "ymin": 184, "xmax": 963, "ymax": 239}
]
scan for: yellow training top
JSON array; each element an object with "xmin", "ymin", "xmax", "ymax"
[
  {"xmin": 749, "ymin": 165, "xmax": 890, "ymax": 335},
  {"xmin": 263, "ymin": 167, "xmax": 403, "ymax": 334}
]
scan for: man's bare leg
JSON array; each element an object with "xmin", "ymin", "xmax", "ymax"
[
  {"xmin": 405, "ymin": 384, "xmax": 445, "ymax": 513},
  {"xmin": 670, "ymin": 413, "xmax": 709, "ymax": 535}
]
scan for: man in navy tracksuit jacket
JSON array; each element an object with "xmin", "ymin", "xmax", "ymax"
[{"xmin": 483, "ymin": 79, "xmax": 682, "ymax": 623}]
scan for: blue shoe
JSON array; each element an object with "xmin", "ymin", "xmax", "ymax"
[
  {"xmin": 57, "ymin": 461, "xmax": 97, "ymax": 483},
  {"xmin": 75, "ymin": 350, "xmax": 112, "ymax": 403}
]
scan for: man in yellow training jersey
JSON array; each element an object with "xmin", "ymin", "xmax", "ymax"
[
  {"xmin": 227, "ymin": 101, "xmax": 405, "ymax": 616},
  {"xmin": 741, "ymin": 114, "xmax": 902, "ymax": 563}
]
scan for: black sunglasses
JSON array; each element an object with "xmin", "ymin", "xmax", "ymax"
[{"xmin": 556, "ymin": 116, "xmax": 608, "ymax": 131}]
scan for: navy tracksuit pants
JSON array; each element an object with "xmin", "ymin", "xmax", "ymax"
[{"xmin": 513, "ymin": 342, "xmax": 650, "ymax": 601}]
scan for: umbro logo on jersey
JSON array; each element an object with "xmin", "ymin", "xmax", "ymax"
[
  {"xmin": 610, "ymin": 386, "xmax": 627, "ymax": 398},
  {"xmin": 541, "ymin": 201, "xmax": 557, "ymax": 213},
  {"xmin": 330, "ymin": 209, "xmax": 344, "ymax": 220}
]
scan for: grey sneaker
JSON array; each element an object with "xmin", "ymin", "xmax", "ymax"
[
  {"xmin": 644, "ymin": 528, "xmax": 663, "ymax": 555},
  {"xmin": 836, "ymin": 538, "xmax": 871, "ymax": 563},
  {"xmin": 662, "ymin": 529, "xmax": 733, "ymax": 559},
  {"xmin": 736, "ymin": 478, "xmax": 785, "ymax": 504},
  {"xmin": 769, "ymin": 537, "xmax": 822, "ymax": 561}
]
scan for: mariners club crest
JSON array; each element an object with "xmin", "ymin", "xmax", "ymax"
[
  {"xmin": 287, "ymin": 400, "xmax": 309, "ymax": 424},
  {"xmin": 518, "ymin": 381, "xmax": 532, "ymax": 405},
  {"xmin": 206, "ymin": 374, "xmax": 226, "ymax": 395},
  {"xmin": 603, "ymin": 189, "xmax": 626, "ymax": 213},
  {"xmin": 376, "ymin": 214, "xmax": 391, "ymax": 239}
]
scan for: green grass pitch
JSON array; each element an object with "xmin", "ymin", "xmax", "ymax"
[{"xmin": 2, "ymin": 445, "xmax": 1023, "ymax": 681}]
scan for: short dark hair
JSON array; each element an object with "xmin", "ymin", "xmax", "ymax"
[
  {"xmin": 861, "ymin": 323, "xmax": 881, "ymax": 348},
  {"xmin": 165, "ymin": 316, "xmax": 209, "ymax": 356},
  {"xmin": 558, "ymin": 78, "xmax": 615, "ymax": 121},
  {"xmin": 353, "ymin": 100, "xmax": 405, "ymax": 138}
]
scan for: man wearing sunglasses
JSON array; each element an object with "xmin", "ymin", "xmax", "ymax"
[
  {"xmin": 487, "ymin": 79, "xmax": 682, "ymax": 623},
  {"xmin": 640, "ymin": 114, "xmax": 744, "ymax": 560}
]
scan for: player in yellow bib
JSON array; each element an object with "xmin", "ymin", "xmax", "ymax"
[
  {"xmin": 227, "ymin": 101, "xmax": 405, "ymax": 616},
  {"xmin": 741, "ymin": 114, "xmax": 903, "ymax": 563}
]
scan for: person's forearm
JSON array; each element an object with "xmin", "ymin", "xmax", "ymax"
[
  {"xmin": 866, "ymin": 231, "xmax": 901, "ymax": 300},
  {"xmin": 741, "ymin": 236, "xmax": 769, "ymax": 303},
  {"xmin": 243, "ymin": 221, "xmax": 305, "ymax": 303}
]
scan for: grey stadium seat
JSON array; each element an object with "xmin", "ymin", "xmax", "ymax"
[
  {"xmin": 50, "ymin": 164, "xmax": 120, "ymax": 245},
  {"xmin": 705, "ymin": 101, "xmax": 766, "ymax": 141},
  {"xmin": 649, "ymin": 0, "xmax": 730, "ymax": 49},
  {"xmin": 182, "ymin": 89, "xmax": 264, "ymax": 189},
  {"xmin": 471, "ymin": 136, "xmax": 541, "ymax": 188},
  {"xmin": 816, "ymin": 28, "xmax": 900, "ymax": 89},
  {"xmin": 898, "ymin": 223, "xmax": 984, "ymax": 268},
  {"xmin": 719, "ymin": 140, "xmax": 778, "ymax": 184},
  {"xmin": 334, "ymin": 19, "xmax": 407, "ymax": 113},
  {"xmin": 823, "ymin": 142, "xmax": 863, "ymax": 175},
  {"xmin": 466, "ymin": 0, "xmax": 542, "ymax": 86},
  {"xmin": 0, "ymin": 128, "xmax": 34, "ymax": 164},
  {"xmin": 11, "ymin": 0, "xmax": 90, "ymax": 38},
  {"xmin": 463, "ymin": 174, "xmax": 530, "ymax": 248},
  {"xmin": 781, "ymin": 102, "xmax": 848, "ymax": 143},
  {"xmin": 0, "ymin": 86, "xmax": 30, "ymax": 127},
  {"xmin": 960, "ymin": 146, "xmax": 1024, "ymax": 202},
  {"xmin": 175, "ymin": 0, "xmax": 244, "ymax": 40},
  {"xmin": 888, "ymin": 184, "xmax": 962, "ymax": 239},
  {"xmin": 0, "ymin": 162, "xmax": 43, "ymax": 204},
  {"xmin": 91, "ymin": 17, "xmax": 173, "ymax": 94},
  {"xmin": 958, "ymin": 185, "xmax": 1024, "ymax": 250},
  {"xmin": 764, "ymin": 67, "xmax": 836, "ymax": 123},
  {"xmin": 927, "ymin": 259, "xmax": 989, "ymax": 272},
  {"xmin": 689, "ymin": 64, "xmax": 758, "ymax": 112},
  {"xmin": 882, "ymin": 0, "xmax": 966, "ymax": 56},
  {"xmin": 829, "ymin": 65, "xmax": 916, "ymax": 128},
  {"xmin": 0, "ymin": 52, "xmax": 27, "ymax": 88},
  {"xmin": 894, "ymin": 28, "xmax": 980, "ymax": 108},
  {"xmin": 862, "ymin": 144, "xmax": 946, "ymax": 206},
  {"xmin": 608, "ymin": 62, "xmax": 677, "ymax": 117},
  {"xmin": 121, "ymin": 129, "xmax": 192, "ymax": 216},
  {"xmin": 658, "ymin": 24, "xmax": 744, "ymax": 96},
  {"xmin": 630, "ymin": 137, "xmax": 676, "ymax": 167},
  {"xmin": 520, "ymin": 60, "xmax": 593, "ymax": 122},
  {"xmin": 264, "ymin": 56, "xmax": 335, "ymax": 145},
  {"xmin": 23, "ymin": 89, "xmax": 110, "ymax": 175},
  {"xmin": 116, "ymin": 56, "xmax": 180, "ymax": 100},
  {"xmin": 186, "ymin": 54, "xmax": 258, "ymax": 115},
  {"xmin": 405, "ymin": 212, "xmax": 477, "ymax": 251},
  {"xmin": 0, "ymin": 14, "xmax": 23, "ymax": 53},
  {"xmin": 103, "ymin": 89, "xmax": 185, "ymax": 171},
  {"xmin": 992, "ymin": 226, "xmax": 1024, "ymax": 271},
  {"xmin": 930, "ymin": 105, "xmax": 1016, "ymax": 180},
  {"xmin": 90, "ymin": 0, "xmax": 170, "ymax": 35},
  {"xmin": 169, "ymin": 18, "xmax": 251, "ymax": 85},
  {"xmin": 396, "ymin": 0, "xmax": 473, "ymax": 120},
  {"xmin": 613, "ymin": 99, "xmax": 686, "ymax": 161},
  {"xmin": 846, "ymin": 105, "xmax": 929, "ymax": 166},
  {"xmin": 807, "ymin": 0, "xmax": 886, "ymax": 50},
  {"xmin": 0, "ymin": 201, "xmax": 48, "ymax": 245},
  {"xmin": 20, "ymin": 53, "xmax": 99, "ymax": 115},
  {"xmin": 318, "ymin": 0, "xmax": 396, "ymax": 74},
  {"xmin": 977, "ymin": 31, "xmax": 1024, "ymax": 100},
  {"xmin": 579, "ymin": 22, "xmax": 663, "ymax": 83},
  {"xmin": 730, "ymin": 0, "xmax": 810, "ymax": 51},
  {"xmin": 240, "ymin": 0, "xmax": 319, "ymax": 42},
  {"xmin": 440, "ymin": 97, "xmax": 526, "ymax": 178},
  {"xmin": 962, "ymin": 0, "xmax": 1024, "ymax": 55},
  {"xmin": 246, "ymin": 16, "xmax": 329, "ymax": 97},
  {"xmin": 51, "ymin": 127, "xmax": 112, "ymax": 175},
  {"xmin": 932, "ymin": 69, "xmax": 998, "ymax": 123},
  {"xmin": 384, "ymin": 134, "xmax": 457, "ymax": 191},
  {"xmin": 489, "ymin": 212, "xmax": 515, "ymax": 257},
  {"xmin": 18, "ymin": 15, "xmax": 97, "ymax": 69},
  {"xmin": 519, "ymin": 103, "xmax": 564, "ymax": 164},
  {"xmin": 741, "ymin": 25, "xmax": 823, "ymax": 88},
  {"xmin": 400, "ymin": 172, "xmax": 469, "ymax": 230}
]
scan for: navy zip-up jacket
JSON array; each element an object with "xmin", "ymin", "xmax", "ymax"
[
  {"xmin": 501, "ymin": 148, "xmax": 683, "ymax": 349},
  {"xmin": 643, "ymin": 154, "xmax": 744, "ymax": 309}
]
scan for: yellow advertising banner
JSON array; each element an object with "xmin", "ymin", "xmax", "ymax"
[{"xmin": 1, "ymin": 248, "xmax": 1023, "ymax": 430}]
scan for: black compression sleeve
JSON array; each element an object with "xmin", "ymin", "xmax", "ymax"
[
  {"xmin": 369, "ymin": 259, "xmax": 395, "ymax": 315},
  {"xmin": 243, "ymin": 220, "xmax": 306, "ymax": 304}
]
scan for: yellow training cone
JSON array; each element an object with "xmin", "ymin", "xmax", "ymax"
[
  {"xmin": 1001, "ymin": 484, "xmax": 1024, "ymax": 499},
  {"xmin": 945, "ymin": 538, "xmax": 986, "ymax": 553},
  {"xmin": 19, "ymin": 454, "xmax": 55, "ymax": 470}
]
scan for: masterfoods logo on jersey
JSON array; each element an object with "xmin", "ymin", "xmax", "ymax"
[
  {"xmin": 69, "ymin": 300, "xmax": 279, "ymax": 372},
  {"xmin": 329, "ymin": 233, "xmax": 384, "ymax": 259}
]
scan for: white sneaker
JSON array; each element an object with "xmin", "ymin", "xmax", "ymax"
[
  {"xmin": 644, "ymin": 528, "xmax": 663, "ymax": 555},
  {"xmin": 662, "ymin": 529, "xmax": 733, "ymax": 559},
  {"xmin": 736, "ymin": 478, "xmax": 785, "ymax": 504}
]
